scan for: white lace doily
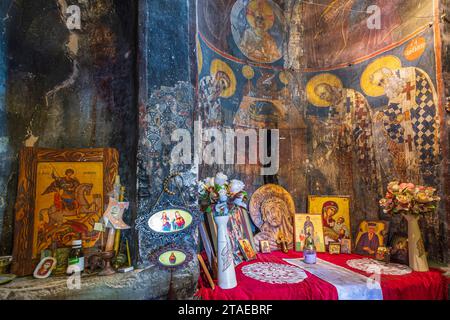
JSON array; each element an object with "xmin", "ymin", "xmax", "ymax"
[
  {"xmin": 241, "ymin": 262, "xmax": 308, "ymax": 284},
  {"xmin": 346, "ymin": 258, "xmax": 412, "ymax": 275}
]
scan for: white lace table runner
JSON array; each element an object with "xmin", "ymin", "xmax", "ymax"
[{"xmin": 284, "ymin": 258, "xmax": 383, "ymax": 300}]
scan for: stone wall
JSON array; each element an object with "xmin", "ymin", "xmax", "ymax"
[
  {"xmin": 0, "ymin": 0, "xmax": 138, "ymax": 256},
  {"xmin": 136, "ymin": 0, "xmax": 199, "ymax": 297}
]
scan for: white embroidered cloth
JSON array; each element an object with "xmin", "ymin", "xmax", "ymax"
[
  {"xmin": 284, "ymin": 258, "xmax": 383, "ymax": 300},
  {"xmin": 346, "ymin": 258, "xmax": 412, "ymax": 275},
  {"xmin": 241, "ymin": 262, "xmax": 308, "ymax": 284}
]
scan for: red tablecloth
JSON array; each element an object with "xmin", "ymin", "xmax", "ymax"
[{"xmin": 196, "ymin": 251, "xmax": 447, "ymax": 300}]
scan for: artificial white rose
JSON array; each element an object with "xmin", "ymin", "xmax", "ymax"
[
  {"xmin": 203, "ymin": 177, "xmax": 214, "ymax": 188},
  {"xmin": 214, "ymin": 172, "xmax": 228, "ymax": 187},
  {"xmin": 218, "ymin": 188, "xmax": 228, "ymax": 202},
  {"xmin": 229, "ymin": 179, "xmax": 245, "ymax": 194}
]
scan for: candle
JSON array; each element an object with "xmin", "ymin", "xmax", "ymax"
[{"xmin": 126, "ymin": 239, "xmax": 131, "ymax": 267}]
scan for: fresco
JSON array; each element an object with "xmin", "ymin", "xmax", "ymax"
[
  {"xmin": 231, "ymin": 0, "xmax": 285, "ymax": 64},
  {"xmin": 303, "ymin": 0, "xmax": 434, "ymax": 68},
  {"xmin": 304, "ymin": 22, "xmax": 445, "ymax": 259},
  {"xmin": 197, "ymin": 0, "xmax": 307, "ymax": 212},
  {"xmin": 305, "ymin": 29, "xmax": 441, "ymax": 186},
  {"xmin": 196, "ymin": 0, "xmax": 447, "ymax": 262}
]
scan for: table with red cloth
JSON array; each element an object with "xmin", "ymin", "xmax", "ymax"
[{"xmin": 196, "ymin": 250, "xmax": 447, "ymax": 300}]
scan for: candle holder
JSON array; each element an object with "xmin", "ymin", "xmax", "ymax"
[{"xmin": 99, "ymin": 251, "xmax": 116, "ymax": 276}]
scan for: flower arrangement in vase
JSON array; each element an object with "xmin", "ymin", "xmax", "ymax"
[
  {"xmin": 198, "ymin": 172, "xmax": 247, "ymax": 289},
  {"xmin": 379, "ymin": 181, "xmax": 440, "ymax": 271}
]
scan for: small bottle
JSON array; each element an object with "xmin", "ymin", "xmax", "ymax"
[
  {"xmin": 303, "ymin": 232, "xmax": 317, "ymax": 264},
  {"xmin": 67, "ymin": 240, "xmax": 84, "ymax": 275}
]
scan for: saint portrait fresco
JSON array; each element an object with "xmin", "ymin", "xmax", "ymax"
[
  {"xmin": 231, "ymin": 0, "xmax": 284, "ymax": 64},
  {"xmin": 198, "ymin": 59, "xmax": 236, "ymax": 127},
  {"xmin": 306, "ymin": 73, "xmax": 379, "ymax": 192},
  {"xmin": 362, "ymin": 55, "xmax": 441, "ymax": 185}
]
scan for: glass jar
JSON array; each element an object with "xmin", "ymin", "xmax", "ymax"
[{"xmin": 303, "ymin": 233, "xmax": 317, "ymax": 264}]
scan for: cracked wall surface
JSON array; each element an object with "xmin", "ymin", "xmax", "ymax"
[{"xmin": 0, "ymin": 0, "xmax": 138, "ymax": 256}]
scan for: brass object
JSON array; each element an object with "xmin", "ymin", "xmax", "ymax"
[{"xmin": 98, "ymin": 251, "xmax": 116, "ymax": 276}]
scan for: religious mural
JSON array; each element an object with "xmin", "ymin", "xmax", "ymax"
[
  {"xmin": 230, "ymin": 0, "xmax": 284, "ymax": 64},
  {"xmin": 196, "ymin": 0, "xmax": 446, "ymax": 261},
  {"xmin": 197, "ymin": 0, "xmax": 306, "ymax": 207},
  {"xmin": 303, "ymin": 0, "xmax": 434, "ymax": 68},
  {"xmin": 304, "ymin": 19, "xmax": 444, "ymax": 258}
]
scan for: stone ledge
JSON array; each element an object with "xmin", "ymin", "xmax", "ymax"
[{"xmin": 0, "ymin": 260, "xmax": 199, "ymax": 300}]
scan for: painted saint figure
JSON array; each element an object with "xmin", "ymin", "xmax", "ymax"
[
  {"xmin": 322, "ymin": 201, "xmax": 338, "ymax": 228},
  {"xmin": 173, "ymin": 211, "xmax": 186, "ymax": 230},
  {"xmin": 303, "ymin": 216, "xmax": 315, "ymax": 238},
  {"xmin": 306, "ymin": 73, "xmax": 380, "ymax": 214},
  {"xmin": 37, "ymin": 260, "xmax": 54, "ymax": 277},
  {"xmin": 238, "ymin": 0, "xmax": 281, "ymax": 63},
  {"xmin": 364, "ymin": 57, "xmax": 441, "ymax": 184},
  {"xmin": 42, "ymin": 168, "xmax": 80, "ymax": 211},
  {"xmin": 169, "ymin": 252, "xmax": 177, "ymax": 265},
  {"xmin": 198, "ymin": 59, "xmax": 236, "ymax": 127},
  {"xmin": 161, "ymin": 212, "xmax": 172, "ymax": 232},
  {"xmin": 333, "ymin": 217, "xmax": 350, "ymax": 240}
]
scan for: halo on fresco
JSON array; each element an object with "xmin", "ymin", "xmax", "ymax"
[
  {"xmin": 249, "ymin": 184, "xmax": 296, "ymax": 228},
  {"xmin": 242, "ymin": 65, "xmax": 255, "ymax": 79},
  {"xmin": 196, "ymin": 35, "xmax": 203, "ymax": 74},
  {"xmin": 210, "ymin": 59, "xmax": 237, "ymax": 98},
  {"xmin": 231, "ymin": 0, "xmax": 285, "ymax": 64},
  {"xmin": 279, "ymin": 70, "xmax": 291, "ymax": 85},
  {"xmin": 361, "ymin": 55, "xmax": 402, "ymax": 97},
  {"xmin": 306, "ymin": 73, "xmax": 343, "ymax": 107}
]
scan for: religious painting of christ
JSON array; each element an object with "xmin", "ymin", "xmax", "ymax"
[
  {"xmin": 34, "ymin": 161, "xmax": 104, "ymax": 257},
  {"xmin": 231, "ymin": 0, "xmax": 284, "ymax": 64}
]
